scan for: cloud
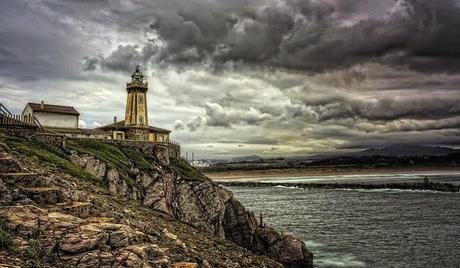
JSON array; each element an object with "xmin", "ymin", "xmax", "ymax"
[
  {"xmin": 187, "ymin": 116, "xmax": 203, "ymax": 131},
  {"xmin": 204, "ymin": 103, "xmax": 272, "ymax": 128},
  {"xmin": 173, "ymin": 120, "xmax": 186, "ymax": 130},
  {"xmin": 78, "ymin": 119, "xmax": 87, "ymax": 128},
  {"xmin": 83, "ymin": 0, "xmax": 460, "ymax": 74},
  {"xmin": 2, "ymin": 0, "xmax": 460, "ymax": 158}
]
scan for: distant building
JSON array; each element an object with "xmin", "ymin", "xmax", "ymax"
[
  {"xmin": 97, "ymin": 65, "xmax": 171, "ymax": 142},
  {"xmin": 21, "ymin": 101, "xmax": 80, "ymax": 130}
]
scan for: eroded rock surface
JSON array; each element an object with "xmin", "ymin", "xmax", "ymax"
[
  {"xmin": 69, "ymin": 151, "xmax": 313, "ymax": 267},
  {"xmin": 1, "ymin": 141, "xmax": 313, "ymax": 267}
]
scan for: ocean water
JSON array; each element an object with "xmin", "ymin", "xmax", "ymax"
[{"xmin": 226, "ymin": 174, "xmax": 460, "ymax": 268}]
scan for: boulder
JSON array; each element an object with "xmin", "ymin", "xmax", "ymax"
[
  {"xmin": 70, "ymin": 154, "xmax": 106, "ymax": 179},
  {"xmin": 0, "ymin": 178, "xmax": 12, "ymax": 205},
  {"xmin": 154, "ymin": 145, "xmax": 169, "ymax": 165},
  {"xmin": 0, "ymin": 157, "xmax": 22, "ymax": 173},
  {"xmin": 253, "ymin": 227, "xmax": 314, "ymax": 268},
  {"xmin": 223, "ymin": 198, "xmax": 257, "ymax": 248},
  {"xmin": 20, "ymin": 187, "xmax": 64, "ymax": 205}
]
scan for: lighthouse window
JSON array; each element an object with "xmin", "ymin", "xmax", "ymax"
[{"xmin": 139, "ymin": 116, "xmax": 144, "ymax": 124}]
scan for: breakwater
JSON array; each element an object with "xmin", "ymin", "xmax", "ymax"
[{"xmin": 219, "ymin": 181, "xmax": 460, "ymax": 192}]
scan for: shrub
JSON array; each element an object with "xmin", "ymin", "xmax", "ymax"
[
  {"xmin": 170, "ymin": 158, "xmax": 210, "ymax": 182},
  {"xmin": 0, "ymin": 219, "xmax": 14, "ymax": 251},
  {"xmin": 26, "ymin": 239, "xmax": 45, "ymax": 268},
  {"xmin": 6, "ymin": 137, "xmax": 99, "ymax": 186}
]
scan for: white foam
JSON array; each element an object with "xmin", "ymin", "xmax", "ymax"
[
  {"xmin": 335, "ymin": 188, "xmax": 458, "ymax": 194},
  {"xmin": 315, "ymin": 253, "xmax": 366, "ymax": 267}
]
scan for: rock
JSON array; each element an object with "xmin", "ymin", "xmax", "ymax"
[
  {"xmin": 55, "ymin": 202, "xmax": 92, "ymax": 218},
  {"xmin": 59, "ymin": 224, "xmax": 108, "ymax": 254},
  {"xmin": 143, "ymin": 176, "xmax": 170, "ymax": 214},
  {"xmin": 223, "ymin": 198, "xmax": 314, "ymax": 267},
  {"xmin": 253, "ymin": 227, "xmax": 314, "ymax": 268},
  {"xmin": 174, "ymin": 262, "xmax": 198, "ymax": 268},
  {"xmin": 154, "ymin": 145, "xmax": 169, "ymax": 165},
  {"xmin": 0, "ymin": 178, "xmax": 12, "ymax": 205},
  {"xmin": 0, "ymin": 157, "xmax": 22, "ymax": 173},
  {"xmin": 223, "ymin": 198, "xmax": 257, "ymax": 248},
  {"xmin": 176, "ymin": 182, "xmax": 228, "ymax": 237},
  {"xmin": 70, "ymin": 154, "xmax": 106, "ymax": 179},
  {"xmin": 20, "ymin": 187, "xmax": 64, "ymax": 205},
  {"xmin": 0, "ymin": 173, "xmax": 42, "ymax": 187}
]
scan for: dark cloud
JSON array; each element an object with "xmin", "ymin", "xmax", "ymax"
[
  {"xmin": 91, "ymin": 0, "xmax": 460, "ymax": 73},
  {"xmin": 2, "ymin": 0, "xmax": 460, "ymax": 157},
  {"xmin": 316, "ymin": 96, "xmax": 460, "ymax": 122}
]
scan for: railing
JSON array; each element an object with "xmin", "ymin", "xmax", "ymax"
[
  {"xmin": 0, "ymin": 103, "xmax": 13, "ymax": 116},
  {"xmin": 168, "ymin": 139, "xmax": 180, "ymax": 147},
  {"xmin": 0, "ymin": 114, "xmax": 35, "ymax": 126},
  {"xmin": 0, "ymin": 103, "xmax": 44, "ymax": 132}
]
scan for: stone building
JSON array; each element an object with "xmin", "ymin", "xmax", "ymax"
[
  {"xmin": 21, "ymin": 101, "xmax": 80, "ymax": 130},
  {"xmin": 97, "ymin": 66, "xmax": 171, "ymax": 142}
]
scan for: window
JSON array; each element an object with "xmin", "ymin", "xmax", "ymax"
[
  {"xmin": 139, "ymin": 95, "xmax": 143, "ymax": 104},
  {"xmin": 139, "ymin": 116, "xmax": 143, "ymax": 124}
]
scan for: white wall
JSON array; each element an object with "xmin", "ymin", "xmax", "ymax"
[{"xmin": 34, "ymin": 112, "xmax": 78, "ymax": 129}]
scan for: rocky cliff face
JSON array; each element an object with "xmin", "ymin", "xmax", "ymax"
[
  {"xmin": 69, "ymin": 152, "xmax": 313, "ymax": 268},
  {"xmin": 0, "ymin": 135, "xmax": 313, "ymax": 267}
]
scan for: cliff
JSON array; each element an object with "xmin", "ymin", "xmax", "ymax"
[{"xmin": 0, "ymin": 132, "xmax": 313, "ymax": 267}]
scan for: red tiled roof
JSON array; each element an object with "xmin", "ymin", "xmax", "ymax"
[
  {"xmin": 98, "ymin": 120, "xmax": 171, "ymax": 133},
  {"xmin": 28, "ymin": 103, "xmax": 80, "ymax": 116}
]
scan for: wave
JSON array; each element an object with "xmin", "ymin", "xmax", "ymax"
[
  {"xmin": 304, "ymin": 240, "xmax": 366, "ymax": 267},
  {"xmin": 274, "ymin": 185, "xmax": 301, "ymax": 189},
  {"xmin": 335, "ymin": 188, "xmax": 457, "ymax": 194},
  {"xmin": 315, "ymin": 253, "xmax": 366, "ymax": 268},
  {"xmin": 304, "ymin": 240, "xmax": 325, "ymax": 248}
]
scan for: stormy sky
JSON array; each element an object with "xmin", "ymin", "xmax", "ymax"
[{"xmin": 1, "ymin": 0, "xmax": 460, "ymax": 158}]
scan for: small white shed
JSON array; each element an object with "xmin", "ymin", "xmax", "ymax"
[{"xmin": 22, "ymin": 101, "xmax": 80, "ymax": 129}]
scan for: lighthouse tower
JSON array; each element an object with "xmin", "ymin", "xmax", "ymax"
[{"xmin": 124, "ymin": 65, "xmax": 148, "ymax": 127}]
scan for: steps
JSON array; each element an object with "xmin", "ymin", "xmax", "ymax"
[
  {"xmin": 20, "ymin": 187, "xmax": 65, "ymax": 205},
  {"xmin": 0, "ymin": 172, "xmax": 42, "ymax": 187},
  {"xmin": 52, "ymin": 201, "xmax": 93, "ymax": 218}
]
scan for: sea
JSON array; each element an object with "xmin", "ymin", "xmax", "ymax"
[{"xmin": 225, "ymin": 172, "xmax": 460, "ymax": 268}]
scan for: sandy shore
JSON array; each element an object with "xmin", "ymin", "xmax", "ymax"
[{"xmin": 205, "ymin": 166, "xmax": 460, "ymax": 181}]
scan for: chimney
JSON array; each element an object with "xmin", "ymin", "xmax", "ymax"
[{"xmin": 40, "ymin": 100, "xmax": 44, "ymax": 110}]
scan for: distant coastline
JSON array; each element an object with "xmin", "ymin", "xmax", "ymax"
[
  {"xmin": 219, "ymin": 180, "xmax": 460, "ymax": 192},
  {"xmin": 205, "ymin": 166, "xmax": 460, "ymax": 181}
]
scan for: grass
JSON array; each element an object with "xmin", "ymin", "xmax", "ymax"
[
  {"xmin": 3, "ymin": 133, "xmax": 207, "ymax": 187},
  {"xmin": 67, "ymin": 139, "xmax": 138, "ymax": 188},
  {"xmin": 0, "ymin": 219, "xmax": 15, "ymax": 251},
  {"xmin": 26, "ymin": 239, "xmax": 45, "ymax": 268},
  {"xmin": 5, "ymin": 137, "xmax": 100, "ymax": 186},
  {"xmin": 67, "ymin": 139, "xmax": 131, "ymax": 171},
  {"xmin": 120, "ymin": 147, "xmax": 155, "ymax": 171},
  {"xmin": 170, "ymin": 158, "xmax": 210, "ymax": 182}
]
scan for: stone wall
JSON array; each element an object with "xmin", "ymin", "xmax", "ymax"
[
  {"xmin": 35, "ymin": 133, "xmax": 66, "ymax": 147},
  {"xmin": 0, "ymin": 125, "xmax": 37, "ymax": 138},
  {"xmin": 68, "ymin": 138, "xmax": 181, "ymax": 162}
]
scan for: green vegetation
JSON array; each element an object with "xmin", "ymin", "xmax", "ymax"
[
  {"xmin": 26, "ymin": 239, "xmax": 45, "ymax": 268},
  {"xmin": 5, "ymin": 137, "xmax": 99, "ymax": 185},
  {"xmin": 67, "ymin": 139, "xmax": 138, "ymax": 188},
  {"xmin": 67, "ymin": 139, "xmax": 131, "ymax": 171},
  {"xmin": 170, "ymin": 158, "xmax": 210, "ymax": 182},
  {"xmin": 120, "ymin": 147, "xmax": 155, "ymax": 171},
  {"xmin": 0, "ymin": 219, "xmax": 15, "ymax": 251}
]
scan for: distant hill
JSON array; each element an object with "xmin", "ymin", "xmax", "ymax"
[
  {"xmin": 231, "ymin": 155, "xmax": 264, "ymax": 162},
  {"xmin": 353, "ymin": 144, "xmax": 454, "ymax": 157},
  {"xmin": 303, "ymin": 144, "xmax": 456, "ymax": 161}
]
